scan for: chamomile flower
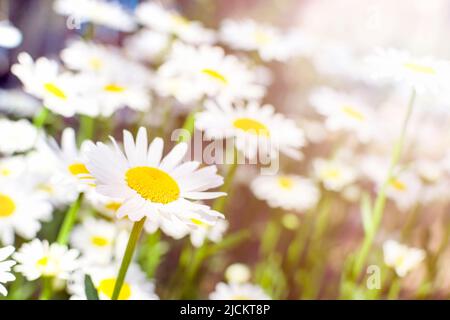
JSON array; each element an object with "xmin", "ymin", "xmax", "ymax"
[
  {"xmin": 54, "ymin": 0, "xmax": 136, "ymax": 32},
  {"xmin": 209, "ymin": 282, "xmax": 271, "ymax": 300},
  {"xmin": 383, "ymin": 240, "xmax": 425, "ymax": 277},
  {"xmin": 190, "ymin": 219, "xmax": 228, "ymax": 248},
  {"xmin": 313, "ymin": 158, "xmax": 357, "ymax": 192},
  {"xmin": 309, "ymin": 87, "xmax": 374, "ymax": 142},
  {"xmin": 0, "ymin": 20, "xmax": 22, "ymax": 49},
  {"xmin": 84, "ymin": 127, "xmax": 226, "ymax": 231},
  {"xmin": 385, "ymin": 171, "xmax": 422, "ymax": 211},
  {"xmin": 156, "ymin": 42, "xmax": 265, "ymax": 104},
  {"xmin": 11, "ymin": 53, "xmax": 84, "ymax": 117},
  {"xmin": 364, "ymin": 48, "xmax": 450, "ymax": 94},
  {"xmin": 0, "ymin": 89, "xmax": 40, "ymax": 117},
  {"xmin": 0, "ymin": 246, "xmax": 15, "ymax": 296},
  {"xmin": 68, "ymin": 264, "xmax": 158, "ymax": 300},
  {"xmin": 251, "ymin": 174, "xmax": 319, "ymax": 212},
  {"xmin": 225, "ymin": 263, "xmax": 251, "ymax": 284},
  {"xmin": 14, "ymin": 239, "xmax": 80, "ymax": 281},
  {"xmin": 0, "ymin": 179, "xmax": 52, "ymax": 245},
  {"xmin": 196, "ymin": 100, "xmax": 305, "ymax": 160},
  {"xmin": 136, "ymin": 2, "xmax": 215, "ymax": 45},
  {"xmin": 124, "ymin": 29, "xmax": 171, "ymax": 63},
  {"xmin": 70, "ymin": 217, "xmax": 129, "ymax": 265},
  {"xmin": 0, "ymin": 118, "xmax": 37, "ymax": 155},
  {"xmin": 0, "ymin": 156, "xmax": 26, "ymax": 178},
  {"xmin": 85, "ymin": 189, "xmax": 122, "ymax": 218}
]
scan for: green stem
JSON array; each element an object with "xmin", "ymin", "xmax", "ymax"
[
  {"xmin": 178, "ymin": 108, "xmax": 198, "ymax": 143},
  {"xmin": 352, "ymin": 89, "xmax": 416, "ymax": 280},
  {"xmin": 56, "ymin": 193, "xmax": 84, "ymax": 245},
  {"xmin": 33, "ymin": 107, "xmax": 50, "ymax": 129},
  {"xmin": 111, "ymin": 218, "xmax": 146, "ymax": 300},
  {"xmin": 78, "ymin": 115, "xmax": 95, "ymax": 144},
  {"xmin": 39, "ymin": 277, "xmax": 52, "ymax": 300},
  {"xmin": 212, "ymin": 160, "xmax": 238, "ymax": 213},
  {"xmin": 387, "ymin": 277, "xmax": 401, "ymax": 300}
]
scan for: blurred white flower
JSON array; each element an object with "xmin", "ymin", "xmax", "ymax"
[
  {"xmin": 0, "ymin": 20, "xmax": 22, "ymax": 49},
  {"xmin": 313, "ymin": 158, "xmax": 357, "ymax": 192},
  {"xmin": 14, "ymin": 239, "xmax": 80, "ymax": 281},
  {"xmin": 189, "ymin": 218, "xmax": 228, "ymax": 248},
  {"xmin": 251, "ymin": 174, "xmax": 319, "ymax": 212},
  {"xmin": 225, "ymin": 263, "xmax": 251, "ymax": 284},
  {"xmin": 383, "ymin": 240, "xmax": 425, "ymax": 277},
  {"xmin": 209, "ymin": 282, "xmax": 271, "ymax": 300},
  {"xmin": 196, "ymin": 99, "xmax": 305, "ymax": 160},
  {"xmin": 0, "ymin": 118, "xmax": 37, "ymax": 155},
  {"xmin": 385, "ymin": 171, "xmax": 422, "ymax": 211},
  {"xmin": 0, "ymin": 156, "xmax": 26, "ymax": 178},
  {"xmin": 85, "ymin": 189, "xmax": 122, "ymax": 218},
  {"xmin": 0, "ymin": 246, "xmax": 16, "ymax": 296},
  {"xmin": 124, "ymin": 29, "xmax": 171, "ymax": 62},
  {"xmin": 0, "ymin": 89, "xmax": 40, "ymax": 117}
]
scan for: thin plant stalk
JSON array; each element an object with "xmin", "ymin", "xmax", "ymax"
[
  {"xmin": 39, "ymin": 277, "xmax": 52, "ymax": 300},
  {"xmin": 212, "ymin": 152, "xmax": 238, "ymax": 213},
  {"xmin": 56, "ymin": 193, "xmax": 84, "ymax": 245},
  {"xmin": 33, "ymin": 107, "xmax": 50, "ymax": 129}
]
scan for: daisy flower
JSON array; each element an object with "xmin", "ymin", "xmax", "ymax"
[
  {"xmin": 196, "ymin": 99, "xmax": 305, "ymax": 160},
  {"xmin": 384, "ymin": 171, "xmax": 422, "ymax": 211},
  {"xmin": 156, "ymin": 42, "xmax": 265, "ymax": 104},
  {"xmin": 68, "ymin": 263, "xmax": 159, "ymax": 300},
  {"xmin": 0, "ymin": 118, "xmax": 37, "ymax": 155},
  {"xmin": 209, "ymin": 282, "xmax": 271, "ymax": 300},
  {"xmin": 0, "ymin": 179, "xmax": 52, "ymax": 245},
  {"xmin": 251, "ymin": 174, "xmax": 319, "ymax": 212},
  {"xmin": 53, "ymin": 0, "xmax": 136, "ymax": 32},
  {"xmin": 0, "ymin": 89, "xmax": 40, "ymax": 117},
  {"xmin": 313, "ymin": 158, "xmax": 357, "ymax": 192},
  {"xmin": 0, "ymin": 156, "xmax": 26, "ymax": 178},
  {"xmin": 136, "ymin": 2, "xmax": 215, "ymax": 45},
  {"xmin": 383, "ymin": 240, "xmax": 425, "ymax": 277},
  {"xmin": 124, "ymin": 29, "xmax": 171, "ymax": 63},
  {"xmin": 309, "ymin": 87, "xmax": 375, "ymax": 142},
  {"xmin": 364, "ymin": 48, "xmax": 450, "ymax": 94},
  {"xmin": 14, "ymin": 239, "xmax": 80, "ymax": 281},
  {"xmin": 0, "ymin": 20, "xmax": 22, "ymax": 49},
  {"xmin": 225, "ymin": 263, "xmax": 251, "ymax": 284},
  {"xmin": 84, "ymin": 127, "xmax": 226, "ymax": 231},
  {"xmin": 84, "ymin": 189, "xmax": 123, "ymax": 218},
  {"xmin": 11, "ymin": 53, "xmax": 85, "ymax": 117},
  {"xmin": 70, "ymin": 217, "xmax": 129, "ymax": 265},
  {"xmin": 0, "ymin": 246, "xmax": 16, "ymax": 296},
  {"xmin": 189, "ymin": 219, "xmax": 228, "ymax": 248}
]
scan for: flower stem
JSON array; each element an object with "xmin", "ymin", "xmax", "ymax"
[
  {"xmin": 352, "ymin": 88, "xmax": 416, "ymax": 279},
  {"xmin": 56, "ymin": 193, "xmax": 84, "ymax": 245},
  {"xmin": 78, "ymin": 115, "xmax": 95, "ymax": 144},
  {"xmin": 33, "ymin": 107, "xmax": 50, "ymax": 129},
  {"xmin": 111, "ymin": 217, "xmax": 146, "ymax": 300},
  {"xmin": 212, "ymin": 153, "xmax": 238, "ymax": 213},
  {"xmin": 39, "ymin": 277, "xmax": 52, "ymax": 300},
  {"xmin": 178, "ymin": 108, "xmax": 198, "ymax": 143}
]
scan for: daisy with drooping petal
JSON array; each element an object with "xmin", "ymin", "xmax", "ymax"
[
  {"xmin": 11, "ymin": 53, "xmax": 84, "ymax": 117},
  {"xmin": 136, "ymin": 2, "xmax": 215, "ymax": 45},
  {"xmin": 364, "ymin": 48, "xmax": 450, "ymax": 94},
  {"xmin": 251, "ymin": 174, "xmax": 319, "ymax": 212},
  {"xmin": 14, "ymin": 239, "xmax": 80, "ymax": 281},
  {"xmin": 383, "ymin": 240, "xmax": 425, "ymax": 277},
  {"xmin": 84, "ymin": 127, "xmax": 226, "ymax": 232},
  {"xmin": 68, "ymin": 263, "xmax": 158, "ymax": 300},
  {"xmin": 309, "ymin": 87, "xmax": 375, "ymax": 142},
  {"xmin": 156, "ymin": 42, "xmax": 265, "ymax": 104},
  {"xmin": 70, "ymin": 217, "xmax": 129, "ymax": 265},
  {"xmin": 196, "ymin": 99, "xmax": 305, "ymax": 160},
  {"xmin": 0, "ymin": 179, "xmax": 52, "ymax": 245},
  {"xmin": 0, "ymin": 246, "xmax": 15, "ymax": 296},
  {"xmin": 0, "ymin": 118, "xmax": 37, "ymax": 155},
  {"xmin": 313, "ymin": 158, "xmax": 357, "ymax": 192},
  {"xmin": 0, "ymin": 20, "xmax": 22, "ymax": 49},
  {"xmin": 209, "ymin": 282, "xmax": 271, "ymax": 300},
  {"xmin": 53, "ymin": 0, "xmax": 136, "ymax": 32}
]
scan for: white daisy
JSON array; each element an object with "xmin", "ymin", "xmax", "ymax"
[
  {"xmin": 0, "ymin": 179, "xmax": 52, "ymax": 245},
  {"xmin": 309, "ymin": 87, "xmax": 375, "ymax": 142},
  {"xmin": 14, "ymin": 239, "xmax": 80, "ymax": 281},
  {"xmin": 209, "ymin": 282, "xmax": 271, "ymax": 300},
  {"xmin": 251, "ymin": 174, "xmax": 319, "ymax": 212},
  {"xmin": 383, "ymin": 240, "xmax": 425, "ymax": 277},
  {"xmin": 11, "ymin": 53, "xmax": 84, "ymax": 117},
  {"xmin": 189, "ymin": 218, "xmax": 228, "ymax": 248},
  {"xmin": 0, "ymin": 89, "xmax": 40, "ymax": 117},
  {"xmin": 196, "ymin": 99, "xmax": 305, "ymax": 160},
  {"xmin": 53, "ymin": 0, "xmax": 136, "ymax": 32},
  {"xmin": 0, "ymin": 118, "xmax": 37, "ymax": 155},
  {"xmin": 84, "ymin": 189, "xmax": 123, "ymax": 218},
  {"xmin": 136, "ymin": 2, "xmax": 215, "ymax": 45},
  {"xmin": 0, "ymin": 156, "xmax": 26, "ymax": 178},
  {"xmin": 70, "ymin": 217, "xmax": 129, "ymax": 265},
  {"xmin": 0, "ymin": 246, "xmax": 16, "ymax": 296},
  {"xmin": 124, "ymin": 29, "xmax": 171, "ymax": 63},
  {"xmin": 364, "ymin": 48, "xmax": 450, "ymax": 94},
  {"xmin": 384, "ymin": 171, "xmax": 422, "ymax": 211},
  {"xmin": 0, "ymin": 20, "xmax": 22, "ymax": 49},
  {"xmin": 84, "ymin": 127, "xmax": 226, "ymax": 232},
  {"xmin": 225, "ymin": 263, "xmax": 251, "ymax": 284},
  {"xmin": 156, "ymin": 42, "xmax": 265, "ymax": 104},
  {"xmin": 68, "ymin": 263, "xmax": 158, "ymax": 300},
  {"xmin": 313, "ymin": 158, "xmax": 357, "ymax": 192}
]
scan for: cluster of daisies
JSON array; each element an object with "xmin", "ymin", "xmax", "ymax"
[{"xmin": 0, "ymin": 0, "xmax": 449, "ymax": 300}]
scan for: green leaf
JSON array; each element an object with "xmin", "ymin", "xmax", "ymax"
[
  {"xmin": 84, "ymin": 275, "xmax": 99, "ymax": 300},
  {"xmin": 360, "ymin": 192, "xmax": 373, "ymax": 235}
]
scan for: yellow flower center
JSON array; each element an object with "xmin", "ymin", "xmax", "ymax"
[
  {"xmin": 68, "ymin": 163, "xmax": 90, "ymax": 176},
  {"xmin": 98, "ymin": 278, "xmax": 131, "ymax": 300},
  {"xmin": 89, "ymin": 57, "xmax": 103, "ymax": 71},
  {"xmin": 105, "ymin": 201, "xmax": 122, "ymax": 212},
  {"xmin": 322, "ymin": 168, "xmax": 341, "ymax": 180},
  {"xmin": 125, "ymin": 167, "xmax": 180, "ymax": 204},
  {"xmin": 390, "ymin": 178, "xmax": 407, "ymax": 191},
  {"xmin": 191, "ymin": 218, "xmax": 205, "ymax": 226},
  {"xmin": 0, "ymin": 168, "xmax": 11, "ymax": 176},
  {"xmin": 253, "ymin": 30, "xmax": 272, "ymax": 45},
  {"xmin": 171, "ymin": 14, "xmax": 189, "ymax": 26},
  {"xmin": 104, "ymin": 84, "xmax": 126, "ymax": 93},
  {"xmin": 403, "ymin": 63, "xmax": 436, "ymax": 75},
  {"xmin": 278, "ymin": 176, "xmax": 294, "ymax": 189},
  {"xmin": 201, "ymin": 68, "xmax": 228, "ymax": 84},
  {"xmin": 341, "ymin": 105, "xmax": 365, "ymax": 122},
  {"xmin": 0, "ymin": 193, "xmax": 15, "ymax": 218},
  {"xmin": 36, "ymin": 256, "xmax": 49, "ymax": 267},
  {"xmin": 43, "ymin": 82, "xmax": 67, "ymax": 100},
  {"xmin": 233, "ymin": 118, "xmax": 270, "ymax": 136},
  {"xmin": 91, "ymin": 236, "xmax": 110, "ymax": 247}
]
